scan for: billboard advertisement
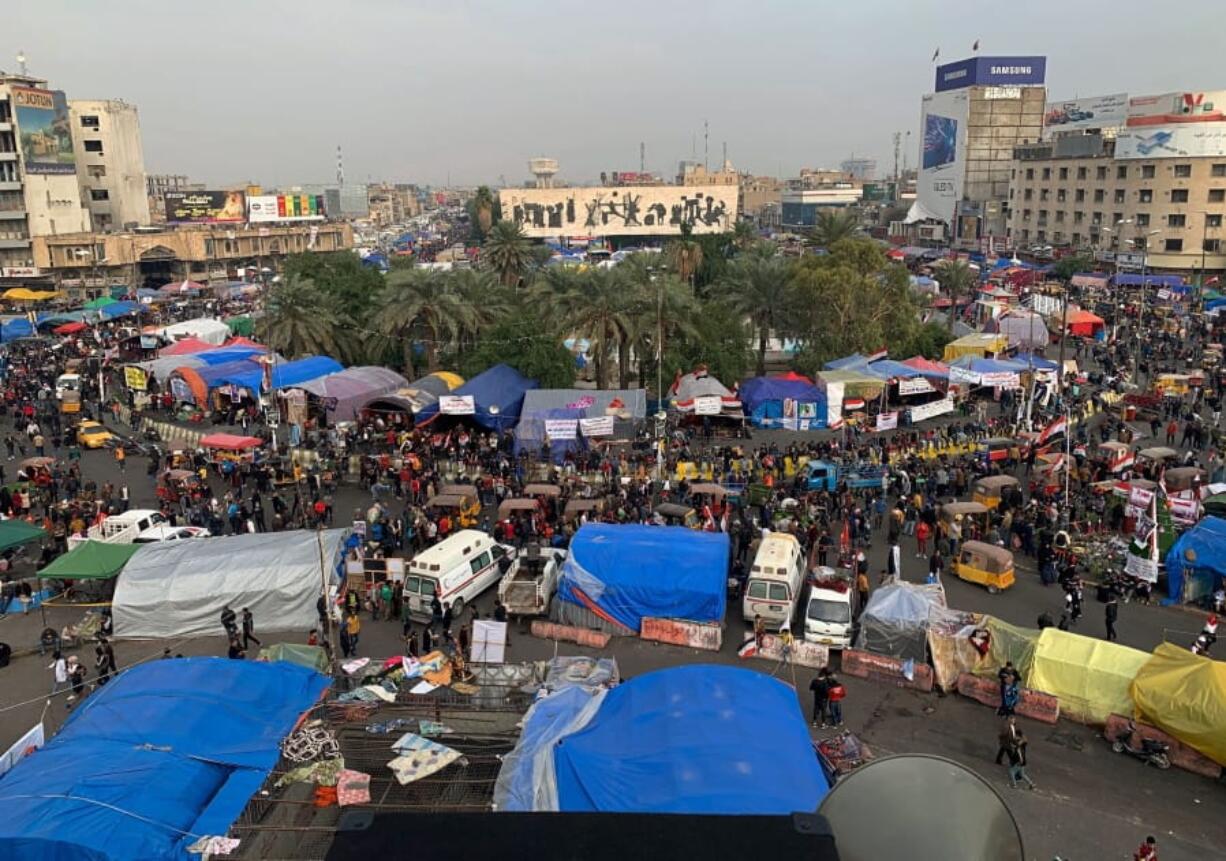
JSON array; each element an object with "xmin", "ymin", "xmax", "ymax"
[
  {"xmin": 914, "ymin": 89, "xmax": 969, "ymax": 224},
  {"xmin": 935, "ymin": 56, "xmax": 1046, "ymax": 92},
  {"xmin": 498, "ymin": 185, "xmax": 738, "ymax": 238},
  {"xmin": 1127, "ymin": 91, "xmax": 1226, "ymax": 127},
  {"xmin": 1115, "ymin": 124, "xmax": 1226, "ymax": 160},
  {"xmin": 247, "ymin": 194, "xmax": 326, "ymax": 223},
  {"xmin": 12, "ymin": 87, "xmax": 75, "ymax": 175},
  {"xmin": 1042, "ymin": 93, "xmax": 1128, "ymax": 136},
  {"xmin": 164, "ymin": 190, "xmax": 247, "ymax": 224}
]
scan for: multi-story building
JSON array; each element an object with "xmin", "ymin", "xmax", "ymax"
[
  {"xmin": 740, "ymin": 175, "xmax": 782, "ymax": 226},
  {"xmin": 780, "ymin": 184, "xmax": 864, "ymax": 230},
  {"xmin": 31, "ymin": 221, "xmax": 354, "ymax": 295},
  {"xmin": 0, "ymin": 72, "xmax": 91, "ymax": 274},
  {"xmin": 678, "ymin": 160, "xmax": 739, "ymax": 186},
  {"xmin": 1007, "ymin": 134, "xmax": 1226, "ymax": 275},
  {"xmin": 68, "ymin": 99, "xmax": 150, "ymax": 231}
]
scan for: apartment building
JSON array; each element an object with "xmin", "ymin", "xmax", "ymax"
[{"xmin": 69, "ymin": 99, "xmax": 151, "ymax": 231}]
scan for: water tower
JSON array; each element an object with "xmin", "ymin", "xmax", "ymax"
[{"xmin": 528, "ymin": 157, "xmax": 559, "ymax": 189}]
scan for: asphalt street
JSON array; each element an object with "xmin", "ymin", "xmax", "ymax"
[{"xmin": 0, "ymin": 430, "xmax": 1223, "ymax": 861}]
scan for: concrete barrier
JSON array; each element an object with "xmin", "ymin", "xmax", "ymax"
[
  {"xmin": 756, "ymin": 635, "xmax": 830, "ymax": 670},
  {"xmin": 841, "ymin": 649, "xmax": 934, "ymax": 692},
  {"xmin": 641, "ymin": 618, "xmax": 723, "ymax": 652},
  {"xmin": 529, "ymin": 620, "xmax": 610, "ymax": 650},
  {"xmin": 1104, "ymin": 713, "xmax": 1223, "ymax": 780},
  {"xmin": 955, "ymin": 672, "xmax": 1060, "ymax": 725}
]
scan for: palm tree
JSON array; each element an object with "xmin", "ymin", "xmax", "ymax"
[
  {"xmin": 721, "ymin": 242, "xmax": 791, "ymax": 376},
  {"xmin": 482, "ymin": 220, "xmax": 533, "ymax": 287},
  {"xmin": 256, "ymin": 277, "xmax": 356, "ymax": 360},
  {"xmin": 666, "ymin": 237, "xmax": 703, "ymax": 286},
  {"xmin": 935, "ymin": 259, "xmax": 976, "ymax": 334},
  {"xmin": 375, "ymin": 268, "xmax": 476, "ymax": 372},
  {"xmin": 614, "ymin": 255, "xmax": 700, "ymax": 390},
  {"xmin": 731, "ymin": 219, "xmax": 757, "ymax": 250},
  {"xmin": 471, "ymin": 186, "xmax": 496, "ymax": 237},
  {"xmin": 547, "ymin": 268, "xmax": 633, "ymax": 389},
  {"xmin": 447, "ymin": 268, "xmax": 511, "ymax": 357},
  {"xmin": 808, "ymin": 210, "xmax": 860, "ymax": 247}
]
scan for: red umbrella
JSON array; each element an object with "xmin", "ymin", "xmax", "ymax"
[{"xmin": 53, "ymin": 321, "xmax": 88, "ymax": 335}]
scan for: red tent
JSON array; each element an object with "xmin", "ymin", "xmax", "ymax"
[
  {"xmin": 53, "ymin": 321, "xmax": 88, "ymax": 335},
  {"xmin": 200, "ymin": 433, "xmax": 262, "ymax": 450},
  {"xmin": 1065, "ymin": 308, "xmax": 1105, "ymax": 338},
  {"xmin": 159, "ymin": 337, "xmax": 215, "ymax": 356},
  {"xmin": 770, "ymin": 370, "xmax": 815, "ymax": 385}
]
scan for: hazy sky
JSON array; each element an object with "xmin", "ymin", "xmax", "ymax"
[{"xmin": 5, "ymin": 0, "xmax": 1222, "ymax": 188}]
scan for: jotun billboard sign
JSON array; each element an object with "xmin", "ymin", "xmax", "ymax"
[{"xmin": 12, "ymin": 86, "xmax": 75, "ymax": 175}]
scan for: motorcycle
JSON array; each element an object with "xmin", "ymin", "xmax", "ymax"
[{"xmin": 1110, "ymin": 720, "xmax": 1171, "ymax": 769}]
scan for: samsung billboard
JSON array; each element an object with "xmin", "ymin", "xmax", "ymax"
[{"xmin": 935, "ymin": 56, "xmax": 1046, "ymax": 92}]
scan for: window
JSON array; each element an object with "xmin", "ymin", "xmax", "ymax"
[
  {"xmin": 769, "ymin": 583, "xmax": 789, "ymax": 601},
  {"xmin": 1208, "ymin": 214, "xmax": 1224, "ymax": 228},
  {"xmin": 1096, "ymin": 166, "xmax": 1108, "ymax": 180},
  {"xmin": 89, "ymin": 189, "xmax": 109, "ymax": 201},
  {"xmin": 1213, "ymin": 164, "xmax": 1226, "ymax": 177},
  {"xmin": 1038, "ymin": 209, "xmax": 1049, "ymax": 222},
  {"xmin": 1093, "ymin": 189, "xmax": 1105, "ymax": 203},
  {"xmin": 1072, "ymin": 232, "xmax": 1082, "ymax": 245},
  {"xmin": 1173, "ymin": 164, "xmax": 1192, "ymax": 178},
  {"xmin": 1076, "ymin": 166, "xmax": 1087, "ymax": 180},
  {"xmin": 1042, "ymin": 167, "xmax": 1051, "ymax": 180},
  {"xmin": 1117, "ymin": 165, "xmax": 1128, "ymax": 179},
  {"xmin": 1209, "ymin": 189, "xmax": 1225, "ymax": 203},
  {"xmin": 1024, "ymin": 188, "xmax": 1033, "ymax": 201},
  {"xmin": 1164, "ymin": 238, "xmax": 1183, "ymax": 252},
  {"xmin": 1092, "ymin": 211, "xmax": 1103, "ymax": 225},
  {"xmin": 1171, "ymin": 189, "xmax": 1189, "ymax": 203},
  {"xmin": 1113, "ymin": 189, "xmax": 1125, "ymax": 204},
  {"xmin": 1055, "ymin": 211, "xmax": 1065, "ymax": 222},
  {"xmin": 1056, "ymin": 189, "xmax": 1066, "ymax": 203},
  {"xmin": 1011, "ymin": 168, "xmax": 1016, "ymax": 180},
  {"xmin": 1205, "ymin": 239, "xmax": 1222, "ymax": 253},
  {"xmin": 1022, "ymin": 208, "xmax": 1032, "ymax": 220},
  {"xmin": 79, "ymin": 115, "xmax": 99, "ymax": 129},
  {"xmin": 1075, "ymin": 189, "xmax": 1085, "ymax": 202},
  {"xmin": 1139, "ymin": 189, "xmax": 1153, "ymax": 204},
  {"xmin": 1141, "ymin": 165, "xmax": 1155, "ymax": 179},
  {"xmin": 1136, "ymin": 213, "xmax": 1150, "ymax": 227},
  {"xmin": 1025, "ymin": 168, "xmax": 1034, "ymax": 180},
  {"xmin": 469, "ymin": 551, "xmax": 491, "ymax": 575},
  {"xmin": 1040, "ymin": 189, "xmax": 1049, "ymax": 201},
  {"xmin": 1021, "ymin": 229, "xmax": 1030, "ymax": 241},
  {"xmin": 747, "ymin": 581, "xmax": 768, "ymax": 599},
  {"xmin": 1073, "ymin": 211, "xmax": 1084, "ymax": 224},
  {"xmin": 1113, "ymin": 212, "xmax": 1123, "ymax": 225},
  {"xmin": 1058, "ymin": 167, "xmax": 1069, "ymax": 180}
]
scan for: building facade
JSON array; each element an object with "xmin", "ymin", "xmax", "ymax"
[
  {"xmin": 0, "ymin": 73, "xmax": 91, "ymax": 274},
  {"xmin": 780, "ymin": 185, "xmax": 864, "ymax": 229},
  {"xmin": 678, "ymin": 160, "xmax": 739, "ymax": 186},
  {"xmin": 1007, "ymin": 136, "xmax": 1226, "ymax": 274},
  {"xmin": 68, "ymin": 99, "xmax": 150, "ymax": 231}
]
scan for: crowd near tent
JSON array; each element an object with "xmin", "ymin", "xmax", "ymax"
[
  {"xmin": 514, "ymin": 388, "xmax": 646, "ymax": 461},
  {"xmin": 739, "ymin": 372, "xmax": 826, "ymax": 430},
  {"xmin": 855, "ymin": 580, "xmax": 946, "ymax": 662},
  {"xmin": 669, "ymin": 368, "xmax": 743, "ymax": 418},
  {"xmin": 1063, "ymin": 307, "xmax": 1106, "ymax": 340},
  {"xmin": 1163, "ymin": 516, "xmax": 1226, "ymax": 604},
  {"xmin": 1130, "ymin": 643, "xmax": 1226, "ymax": 766},
  {"xmin": 415, "ymin": 363, "xmax": 537, "ymax": 431},
  {"xmin": 0, "ymin": 658, "xmax": 328, "ymax": 861},
  {"xmin": 1027, "ymin": 629, "xmax": 1151, "ymax": 724},
  {"xmin": 111, "ymin": 529, "xmax": 348, "ymax": 638},
  {"xmin": 555, "ymin": 524, "xmax": 728, "ymax": 634},
  {"xmin": 295, "ymin": 365, "xmax": 409, "ymax": 422},
  {"xmin": 496, "ymin": 665, "xmax": 827, "ymax": 814}
]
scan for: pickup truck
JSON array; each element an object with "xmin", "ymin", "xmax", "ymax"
[
  {"xmin": 67, "ymin": 509, "xmax": 167, "ymax": 552},
  {"xmin": 496, "ymin": 544, "xmax": 565, "ymax": 618},
  {"xmin": 804, "ymin": 460, "xmax": 890, "ymax": 492}
]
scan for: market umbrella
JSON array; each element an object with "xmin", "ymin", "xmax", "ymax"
[
  {"xmin": 83, "ymin": 296, "xmax": 117, "ymax": 310},
  {"xmin": 53, "ymin": 321, "xmax": 89, "ymax": 335}
]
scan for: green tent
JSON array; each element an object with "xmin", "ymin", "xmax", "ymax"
[
  {"xmin": 258, "ymin": 643, "xmax": 329, "ymax": 672},
  {"xmin": 0, "ymin": 520, "xmax": 45, "ymax": 552},
  {"xmin": 84, "ymin": 296, "xmax": 117, "ymax": 310},
  {"xmin": 37, "ymin": 540, "xmax": 142, "ymax": 580},
  {"xmin": 226, "ymin": 316, "xmax": 254, "ymax": 336}
]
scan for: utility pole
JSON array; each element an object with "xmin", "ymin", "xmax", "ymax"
[
  {"xmin": 703, "ymin": 120, "xmax": 709, "ymax": 172},
  {"xmin": 892, "ymin": 132, "xmax": 901, "ymax": 183}
]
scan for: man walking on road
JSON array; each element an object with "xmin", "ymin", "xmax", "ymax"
[
  {"xmin": 241, "ymin": 607, "xmax": 261, "ymax": 650},
  {"xmin": 1105, "ymin": 592, "xmax": 1119, "ymax": 642}
]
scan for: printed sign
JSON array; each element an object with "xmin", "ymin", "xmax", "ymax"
[
  {"xmin": 692, "ymin": 395, "xmax": 723, "ymax": 416},
  {"xmin": 909, "ymin": 396, "xmax": 956, "ymax": 423},
  {"xmin": 950, "ymin": 365, "xmax": 981, "ymax": 386},
  {"xmin": 875, "ymin": 411, "xmax": 899, "ymax": 431},
  {"xmin": 898, "ymin": 377, "xmax": 936, "ymax": 396},
  {"xmin": 1115, "ymin": 124, "xmax": 1226, "ymax": 160},
  {"xmin": 13, "ymin": 87, "xmax": 74, "ymax": 174},
  {"xmin": 1124, "ymin": 553, "xmax": 1159, "ymax": 583},
  {"xmin": 1126, "ymin": 90, "xmax": 1226, "ymax": 127},
  {"xmin": 246, "ymin": 193, "xmax": 326, "ymax": 223},
  {"xmin": 471, "ymin": 620, "xmax": 507, "ymax": 663},
  {"xmin": 578, "ymin": 415, "xmax": 615, "ymax": 437},
  {"xmin": 934, "ymin": 56, "xmax": 1046, "ymax": 92},
  {"xmin": 1043, "ymin": 94, "xmax": 1129, "ymax": 137},
  {"xmin": 169, "ymin": 376, "xmax": 194, "ymax": 404},
  {"xmin": 544, "ymin": 419, "xmax": 578, "ymax": 440},
  {"xmin": 1169, "ymin": 496, "xmax": 1200, "ymax": 524},
  {"xmin": 916, "ymin": 88, "xmax": 970, "ymax": 225},
  {"xmin": 438, "ymin": 395, "xmax": 475, "ymax": 415},
  {"xmin": 123, "ymin": 366, "xmax": 148, "ymax": 390},
  {"xmin": 980, "ymin": 371, "xmax": 1021, "ymax": 389},
  {"xmin": 164, "ymin": 190, "xmax": 247, "ymax": 224}
]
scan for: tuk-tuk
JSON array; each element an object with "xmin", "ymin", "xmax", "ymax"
[
  {"xmin": 497, "ymin": 498, "xmax": 540, "ymax": 521},
  {"xmin": 939, "ymin": 501, "xmax": 990, "ymax": 540},
  {"xmin": 1095, "ymin": 441, "xmax": 1135, "ymax": 476},
  {"xmin": 972, "ymin": 475, "xmax": 1020, "ymax": 510},
  {"xmin": 563, "ymin": 497, "xmax": 606, "ymax": 522},
  {"xmin": 953, "ymin": 540, "xmax": 1015, "ymax": 593},
  {"xmin": 429, "ymin": 485, "xmax": 482, "ymax": 527},
  {"xmin": 1154, "ymin": 373, "xmax": 1191, "ymax": 397},
  {"xmin": 1164, "ymin": 466, "xmax": 1207, "ymax": 494},
  {"xmin": 200, "ymin": 433, "xmax": 263, "ymax": 465},
  {"xmin": 523, "ymin": 483, "xmax": 562, "ymax": 498},
  {"xmin": 655, "ymin": 502, "xmax": 700, "ymax": 529},
  {"xmin": 1136, "ymin": 446, "xmax": 1178, "ymax": 469},
  {"xmin": 157, "ymin": 468, "xmax": 202, "ymax": 504},
  {"xmin": 980, "ymin": 437, "xmax": 1022, "ymax": 464}
]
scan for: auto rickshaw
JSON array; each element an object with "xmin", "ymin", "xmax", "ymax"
[
  {"xmin": 562, "ymin": 497, "xmax": 607, "ymax": 522},
  {"xmin": 654, "ymin": 502, "xmax": 700, "ymax": 529},
  {"xmin": 1094, "ymin": 441, "xmax": 1135, "ymax": 476},
  {"xmin": 939, "ymin": 501, "xmax": 990, "ymax": 544},
  {"xmin": 1154, "ymin": 373, "xmax": 1191, "ymax": 397},
  {"xmin": 497, "ymin": 498, "xmax": 541, "ymax": 521},
  {"xmin": 953, "ymin": 540, "xmax": 1015, "ymax": 593},
  {"xmin": 199, "ymin": 433, "xmax": 263, "ymax": 465},
  {"xmin": 522, "ymin": 483, "xmax": 562, "ymax": 499},
  {"xmin": 979, "ymin": 437, "xmax": 1023, "ymax": 464},
  {"xmin": 1164, "ymin": 466, "xmax": 1207, "ymax": 495},
  {"xmin": 157, "ymin": 468, "xmax": 203, "ymax": 504},
  {"xmin": 1136, "ymin": 446, "xmax": 1178, "ymax": 471},
  {"xmin": 972, "ymin": 475, "xmax": 1020, "ymax": 510},
  {"xmin": 426, "ymin": 486, "xmax": 481, "ymax": 528}
]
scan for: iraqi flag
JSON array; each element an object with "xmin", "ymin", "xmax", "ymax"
[
  {"xmin": 1037, "ymin": 415, "xmax": 1067, "ymax": 446},
  {"xmin": 737, "ymin": 637, "xmax": 759, "ymax": 659}
]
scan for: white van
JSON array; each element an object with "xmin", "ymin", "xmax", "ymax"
[
  {"xmin": 55, "ymin": 373, "xmax": 81, "ymax": 401},
  {"xmin": 742, "ymin": 532, "xmax": 805, "ymax": 628},
  {"xmin": 802, "ymin": 571, "xmax": 855, "ymax": 648},
  {"xmin": 402, "ymin": 529, "xmax": 515, "ymax": 620}
]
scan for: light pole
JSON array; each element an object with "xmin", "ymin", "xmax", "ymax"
[{"xmin": 1124, "ymin": 229, "xmax": 1161, "ymax": 383}]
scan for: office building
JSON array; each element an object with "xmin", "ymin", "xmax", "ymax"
[
  {"xmin": 0, "ymin": 71, "xmax": 91, "ymax": 274},
  {"xmin": 69, "ymin": 99, "xmax": 151, "ymax": 231},
  {"xmin": 780, "ymin": 184, "xmax": 864, "ymax": 229},
  {"xmin": 678, "ymin": 160, "xmax": 739, "ymax": 186}
]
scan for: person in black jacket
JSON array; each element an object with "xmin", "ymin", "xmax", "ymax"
[
  {"xmin": 1105, "ymin": 593, "xmax": 1119, "ymax": 642},
  {"xmin": 809, "ymin": 672, "xmax": 830, "ymax": 727}
]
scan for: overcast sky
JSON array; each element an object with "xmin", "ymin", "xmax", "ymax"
[{"xmin": 5, "ymin": 0, "xmax": 1222, "ymax": 188}]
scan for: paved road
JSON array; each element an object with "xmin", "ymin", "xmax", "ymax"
[{"xmin": 0, "ymin": 434, "xmax": 1223, "ymax": 860}]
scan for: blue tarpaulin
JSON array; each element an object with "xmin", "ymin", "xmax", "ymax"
[
  {"xmin": 0, "ymin": 657, "xmax": 327, "ymax": 861},
  {"xmin": 214, "ymin": 355, "xmax": 342, "ymax": 393},
  {"xmin": 194, "ymin": 346, "xmax": 267, "ymax": 366},
  {"xmin": 556, "ymin": 524, "xmax": 728, "ymax": 632},
  {"xmin": 1113, "ymin": 274, "xmax": 1186, "ymax": 288},
  {"xmin": 824, "ymin": 353, "xmax": 870, "ymax": 371},
  {"xmin": 739, "ymin": 375, "xmax": 826, "ymax": 429},
  {"xmin": 1164, "ymin": 516, "xmax": 1226, "ymax": 605},
  {"xmin": 415, "ymin": 362, "xmax": 537, "ymax": 431},
  {"xmin": 553, "ymin": 665, "xmax": 828, "ymax": 814},
  {"xmin": 97, "ymin": 300, "xmax": 146, "ymax": 321}
]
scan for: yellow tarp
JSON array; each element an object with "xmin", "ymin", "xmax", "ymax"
[
  {"xmin": 1029, "ymin": 629, "xmax": 1150, "ymax": 725},
  {"xmin": 3, "ymin": 288, "xmax": 60, "ymax": 301},
  {"xmin": 1131, "ymin": 643, "xmax": 1226, "ymax": 766},
  {"xmin": 972, "ymin": 616, "xmax": 1039, "ymax": 682},
  {"xmin": 942, "ymin": 333, "xmax": 1008, "ymax": 362},
  {"xmin": 430, "ymin": 371, "xmax": 464, "ymax": 390}
]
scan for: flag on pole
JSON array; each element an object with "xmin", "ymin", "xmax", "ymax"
[
  {"xmin": 1037, "ymin": 415, "xmax": 1067, "ymax": 446},
  {"xmin": 932, "ymin": 47, "xmax": 940, "ymax": 62}
]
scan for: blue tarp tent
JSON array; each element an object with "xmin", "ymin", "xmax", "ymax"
[
  {"xmin": 514, "ymin": 388, "xmax": 646, "ymax": 462},
  {"xmin": 1113, "ymin": 273, "xmax": 1186, "ymax": 289},
  {"xmin": 214, "ymin": 355, "xmax": 342, "ymax": 394},
  {"xmin": 1164, "ymin": 516, "xmax": 1226, "ymax": 605},
  {"xmin": 553, "ymin": 665, "xmax": 828, "ymax": 814},
  {"xmin": 1011, "ymin": 352, "xmax": 1059, "ymax": 371},
  {"xmin": 415, "ymin": 362, "xmax": 537, "ymax": 431},
  {"xmin": 739, "ymin": 374, "xmax": 826, "ymax": 430},
  {"xmin": 824, "ymin": 353, "xmax": 870, "ymax": 371},
  {"xmin": 556, "ymin": 524, "xmax": 728, "ymax": 632},
  {"xmin": 97, "ymin": 300, "xmax": 145, "ymax": 321},
  {"xmin": 0, "ymin": 657, "xmax": 327, "ymax": 861}
]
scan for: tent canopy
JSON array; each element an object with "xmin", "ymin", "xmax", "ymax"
[
  {"xmin": 1028, "ymin": 628, "xmax": 1150, "ymax": 724},
  {"xmin": 669, "ymin": 369, "xmax": 743, "ymax": 416},
  {"xmin": 212, "ymin": 355, "xmax": 343, "ymax": 394},
  {"xmin": 556, "ymin": 524, "xmax": 728, "ymax": 633},
  {"xmin": 855, "ymin": 580, "xmax": 946, "ymax": 661},
  {"xmin": 1165, "ymin": 516, "xmax": 1226, "ymax": 604},
  {"xmin": 414, "ymin": 363, "xmax": 538, "ymax": 431},
  {"xmin": 0, "ymin": 657, "xmax": 327, "ymax": 861},
  {"xmin": 154, "ymin": 317, "xmax": 231, "ymax": 345},
  {"xmin": 159, "ymin": 336, "xmax": 215, "ymax": 356},
  {"xmin": 1131, "ymin": 643, "xmax": 1226, "ymax": 766},
  {"xmin": 738, "ymin": 375, "xmax": 826, "ymax": 429},
  {"xmin": 943, "ymin": 333, "xmax": 1008, "ymax": 361},
  {"xmin": 0, "ymin": 519, "xmax": 46, "ymax": 552},
  {"xmin": 514, "ymin": 388, "xmax": 647, "ymax": 461},
  {"xmin": 37, "ymin": 540, "xmax": 141, "ymax": 580},
  {"xmin": 112, "ymin": 529, "xmax": 348, "ymax": 638},
  {"xmin": 996, "ymin": 311, "xmax": 1051, "ymax": 349},
  {"xmin": 82, "ymin": 296, "xmax": 116, "ymax": 310},
  {"xmin": 296, "ymin": 366, "xmax": 410, "ymax": 422},
  {"xmin": 553, "ymin": 665, "xmax": 827, "ymax": 814},
  {"xmin": 362, "ymin": 371, "xmax": 465, "ymax": 415}
]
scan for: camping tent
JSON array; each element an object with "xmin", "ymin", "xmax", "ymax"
[
  {"xmin": 360, "ymin": 371, "xmax": 465, "ymax": 416},
  {"xmin": 414, "ymin": 363, "xmax": 538, "ymax": 431},
  {"xmin": 0, "ymin": 658, "xmax": 327, "ymax": 861},
  {"xmin": 555, "ymin": 524, "xmax": 728, "ymax": 634},
  {"xmin": 112, "ymin": 529, "xmax": 347, "ymax": 638},
  {"xmin": 1130, "ymin": 642, "xmax": 1226, "ymax": 766},
  {"xmin": 739, "ymin": 373, "xmax": 826, "ymax": 430},
  {"xmin": 854, "ymin": 580, "xmax": 946, "ymax": 661},
  {"xmin": 1064, "ymin": 307, "xmax": 1106, "ymax": 340},
  {"xmin": 995, "ymin": 311, "xmax": 1050, "ymax": 349},
  {"xmin": 37, "ymin": 540, "xmax": 141, "ymax": 581},
  {"xmin": 154, "ymin": 317, "xmax": 231, "ymax": 345},
  {"xmin": 514, "ymin": 388, "xmax": 646, "ymax": 461},
  {"xmin": 943, "ymin": 333, "xmax": 1008, "ymax": 362},
  {"xmin": 295, "ymin": 365, "xmax": 409, "ymax": 422},
  {"xmin": 1028, "ymin": 628, "xmax": 1151, "ymax": 724},
  {"xmin": 211, "ymin": 355, "xmax": 343, "ymax": 395},
  {"xmin": 1164, "ymin": 516, "xmax": 1226, "ymax": 604},
  {"xmin": 550, "ymin": 665, "xmax": 827, "ymax": 814},
  {"xmin": 669, "ymin": 368, "xmax": 743, "ymax": 417}
]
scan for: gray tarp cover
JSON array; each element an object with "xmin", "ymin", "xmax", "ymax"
[
  {"xmin": 112, "ymin": 529, "xmax": 347, "ymax": 638},
  {"xmin": 855, "ymin": 579, "xmax": 947, "ymax": 661}
]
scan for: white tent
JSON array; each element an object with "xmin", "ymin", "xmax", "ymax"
[
  {"xmin": 155, "ymin": 317, "xmax": 232, "ymax": 346},
  {"xmin": 112, "ymin": 529, "xmax": 348, "ymax": 638}
]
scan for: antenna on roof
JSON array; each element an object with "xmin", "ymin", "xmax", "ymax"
[{"xmin": 16, "ymin": 50, "xmax": 27, "ymax": 76}]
